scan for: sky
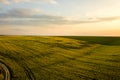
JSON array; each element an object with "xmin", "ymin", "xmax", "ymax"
[{"xmin": 0, "ymin": 0, "xmax": 120, "ymax": 36}]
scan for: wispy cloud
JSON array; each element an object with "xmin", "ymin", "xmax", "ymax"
[
  {"xmin": 96, "ymin": 16, "xmax": 120, "ymax": 22},
  {"xmin": 0, "ymin": 8, "xmax": 120, "ymax": 26},
  {"xmin": 73, "ymin": 16, "xmax": 120, "ymax": 24},
  {"xmin": 0, "ymin": 8, "xmax": 41, "ymax": 18},
  {"xmin": 0, "ymin": 0, "xmax": 57, "ymax": 4}
]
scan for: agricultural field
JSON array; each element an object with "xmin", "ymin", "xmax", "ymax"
[{"xmin": 0, "ymin": 36, "xmax": 120, "ymax": 80}]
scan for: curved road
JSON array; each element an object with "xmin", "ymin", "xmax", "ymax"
[{"xmin": 0, "ymin": 62, "xmax": 10, "ymax": 80}]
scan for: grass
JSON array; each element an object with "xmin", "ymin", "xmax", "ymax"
[
  {"xmin": 0, "ymin": 36, "xmax": 120, "ymax": 80},
  {"xmin": 0, "ymin": 68, "xmax": 4, "ymax": 80}
]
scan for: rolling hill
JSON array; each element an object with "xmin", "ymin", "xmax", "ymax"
[{"xmin": 0, "ymin": 36, "xmax": 120, "ymax": 80}]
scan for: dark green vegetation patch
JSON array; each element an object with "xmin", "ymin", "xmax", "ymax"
[{"xmin": 0, "ymin": 36, "xmax": 120, "ymax": 80}]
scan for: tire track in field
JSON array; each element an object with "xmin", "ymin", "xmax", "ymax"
[
  {"xmin": 0, "ymin": 62, "xmax": 11, "ymax": 80},
  {"xmin": 0, "ymin": 52, "xmax": 36, "ymax": 80},
  {"xmin": 0, "ymin": 41, "xmax": 36, "ymax": 80},
  {"xmin": 21, "ymin": 64, "xmax": 36, "ymax": 80}
]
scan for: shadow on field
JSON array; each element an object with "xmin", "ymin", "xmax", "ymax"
[{"xmin": 63, "ymin": 36, "xmax": 120, "ymax": 46}]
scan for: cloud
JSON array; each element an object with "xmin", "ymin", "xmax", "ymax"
[
  {"xmin": 0, "ymin": 0, "xmax": 57, "ymax": 4},
  {"xmin": 0, "ymin": 8, "xmax": 41, "ymax": 18},
  {"xmin": 0, "ymin": 8, "xmax": 120, "ymax": 26},
  {"xmin": 96, "ymin": 16, "xmax": 120, "ymax": 22},
  {"xmin": 72, "ymin": 16, "xmax": 120, "ymax": 24},
  {"xmin": 41, "ymin": 0, "xmax": 57, "ymax": 4}
]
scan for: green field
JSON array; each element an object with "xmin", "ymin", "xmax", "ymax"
[{"xmin": 0, "ymin": 36, "xmax": 120, "ymax": 80}]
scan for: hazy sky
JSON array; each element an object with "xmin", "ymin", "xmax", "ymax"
[{"xmin": 0, "ymin": 0, "xmax": 120, "ymax": 36}]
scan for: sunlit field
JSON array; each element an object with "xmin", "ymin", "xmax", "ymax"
[{"xmin": 0, "ymin": 36, "xmax": 120, "ymax": 80}]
